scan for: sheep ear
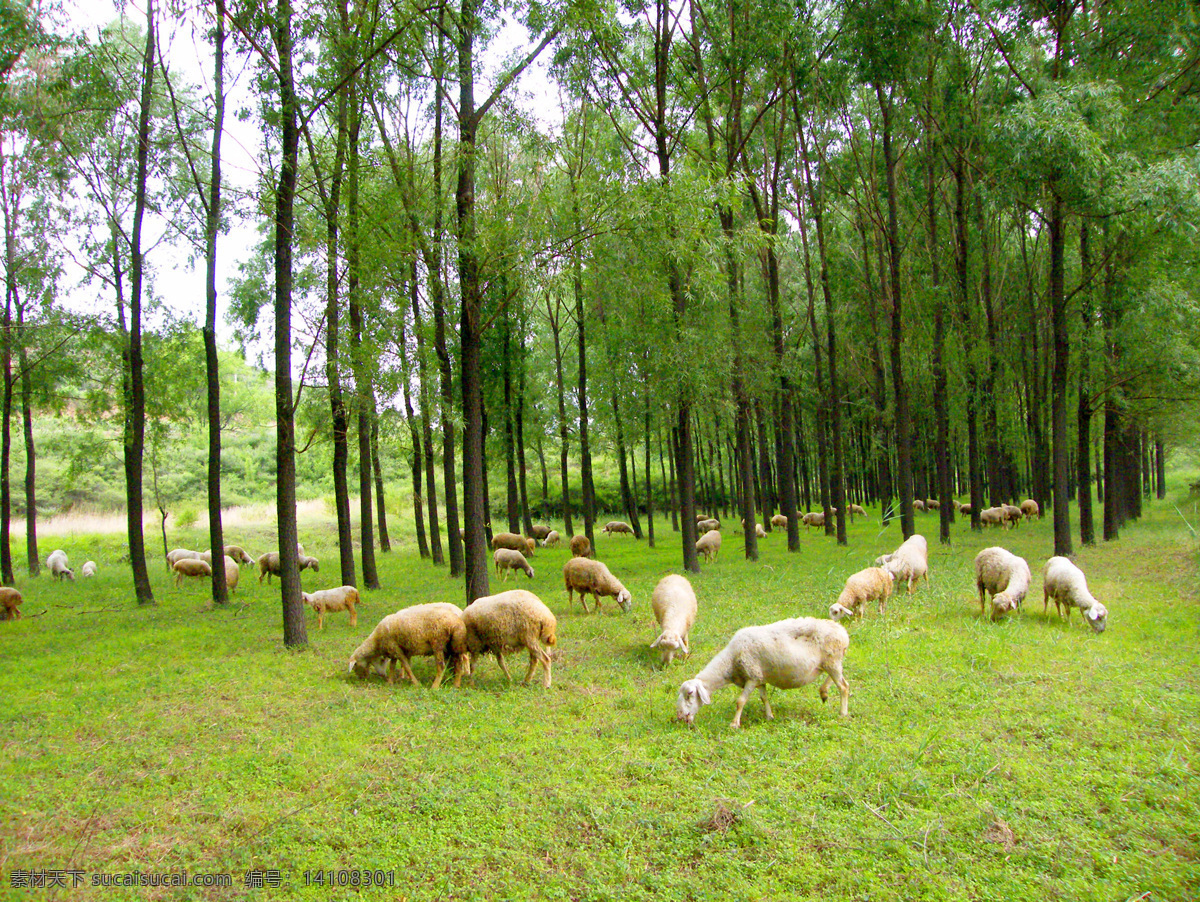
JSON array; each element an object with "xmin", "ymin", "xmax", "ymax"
[
  {"xmin": 650, "ymin": 636, "xmax": 661, "ymax": 648},
  {"xmin": 698, "ymin": 684, "xmax": 711, "ymax": 705},
  {"xmin": 680, "ymin": 640, "xmax": 689, "ymax": 655},
  {"xmin": 1088, "ymin": 608, "xmax": 1102, "ymax": 621}
]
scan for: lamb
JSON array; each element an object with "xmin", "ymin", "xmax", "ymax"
[
  {"xmin": 494, "ymin": 548, "xmax": 535, "ymax": 581},
  {"xmin": 543, "ymin": 530, "xmax": 561, "ymax": 548},
  {"xmin": 492, "ymin": 531, "xmax": 536, "ymax": 557},
  {"xmin": 461, "ymin": 589, "xmax": 557, "ymax": 687},
  {"xmin": 563, "ymin": 557, "xmax": 632, "ymax": 613},
  {"xmin": 875, "ymin": 534, "xmax": 929, "ymax": 594},
  {"xmin": 1020, "ymin": 499, "xmax": 1040, "ymax": 521},
  {"xmin": 1042, "ymin": 556, "xmax": 1108, "ymax": 633},
  {"xmin": 770, "ymin": 514, "xmax": 788, "ymax": 528},
  {"xmin": 298, "ymin": 554, "xmax": 320, "ymax": 573},
  {"xmin": 973, "ymin": 547, "xmax": 1032, "ymax": 621},
  {"xmin": 650, "ymin": 575, "xmax": 697, "ymax": 666},
  {"xmin": 302, "ymin": 585, "xmax": 361, "ymax": 629},
  {"xmin": 696, "ymin": 529, "xmax": 722, "ymax": 563},
  {"xmin": 225, "ymin": 545, "xmax": 254, "ymax": 565},
  {"xmin": 46, "ymin": 549, "xmax": 74, "ymax": 581},
  {"xmin": 80, "ymin": 561, "xmax": 98, "ymax": 578},
  {"xmin": 829, "ymin": 567, "xmax": 894, "ymax": 621},
  {"xmin": 223, "ymin": 555, "xmax": 240, "ymax": 593},
  {"xmin": 166, "ymin": 548, "xmax": 201, "ymax": 567},
  {"xmin": 801, "ymin": 511, "xmax": 825, "ymax": 530},
  {"xmin": 0, "ymin": 587, "xmax": 23, "ymax": 620},
  {"xmin": 349, "ymin": 603, "xmax": 468, "ymax": 688},
  {"xmin": 697, "ymin": 518, "xmax": 720, "ymax": 534},
  {"xmin": 528, "ymin": 525, "xmax": 552, "ymax": 541},
  {"xmin": 602, "ymin": 520, "xmax": 634, "ymax": 537},
  {"xmin": 676, "ymin": 617, "xmax": 850, "ymax": 728},
  {"xmin": 569, "ymin": 534, "xmax": 592, "ymax": 558},
  {"xmin": 173, "ymin": 558, "xmax": 212, "ymax": 588}
]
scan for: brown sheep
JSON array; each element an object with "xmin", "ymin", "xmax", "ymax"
[
  {"xmin": 492, "ymin": 531, "xmax": 536, "ymax": 557},
  {"xmin": 0, "ymin": 587, "xmax": 23, "ymax": 620},
  {"xmin": 570, "ymin": 534, "xmax": 592, "ymax": 558},
  {"xmin": 173, "ymin": 558, "xmax": 212, "ymax": 588}
]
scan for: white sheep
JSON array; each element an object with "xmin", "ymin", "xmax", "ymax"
[
  {"xmin": 676, "ymin": 617, "xmax": 850, "ymax": 728},
  {"xmin": 1042, "ymin": 556, "xmax": 1108, "ymax": 633},
  {"xmin": 46, "ymin": 549, "xmax": 74, "ymax": 581},
  {"xmin": 80, "ymin": 560, "xmax": 98, "ymax": 578},
  {"xmin": 697, "ymin": 518, "xmax": 720, "ymax": 534},
  {"xmin": 173, "ymin": 558, "xmax": 211, "ymax": 588},
  {"xmin": 770, "ymin": 514, "xmax": 788, "ymax": 528},
  {"xmin": 849, "ymin": 503, "xmax": 866, "ymax": 517},
  {"xmin": 225, "ymin": 544, "xmax": 254, "ymax": 565},
  {"xmin": 695, "ymin": 529, "xmax": 722, "ymax": 563},
  {"xmin": 602, "ymin": 520, "xmax": 635, "ymax": 536},
  {"xmin": 875, "ymin": 534, "xmax": 929, "ymax": 594},
  {"xmin": 544, "ymin": 530, "xmax": 561, "ymax": 548},
  {"xmin": 529, "ymin": 524, "xmax": 552, "ymax": 541},
  {"xmin": 166, "ymin": 548, "xmax": 200, "ymax": 567},
  {"xmin": 461, "ymin": 589, "xmax": 557, "ymax": 687},
  {"xmin": 494, "ymin": 548, "xmax": 535, "ymax": 581},
  {"xmin": 257, "ymin": 551, "xmax": 320, "ymax": 583},
  {"xmin": 980, "ymin": 507, "xmax": 1007, "ymax": 528},
  {"xmin": 1001, "ymin": 504, "xmax": 1023, "ymax": 527},
  {"xmin": 492, "ymin": 531, "xmax": 536, "ymax": 557},
  {"xmin": 829, "ymin": 567, "xmax": 894, "ymax": 621},
  {"xmin": 222, "ymin": 555, "xmax": 240, "ymax": 593},
  {"xmin": 973, "ymin": 547, "xmax": 1032, "ymax": 621},
  {"xmin": 801, "ymin": 511, "xmax": 825, "ymax": 529},
  {"xmin": 563, "ymin": 557, "xmax": 632, "ymax": 613},
  {"xmin": 303, "ymin": 585, "xmax": 361, "ymax": 629},
  {"xmin": 349, "ymin": 602, "xmax": 468, "ymax": 688},
  {"xmin": 650, "ymin": 575, "xmax": 697, "ymax": 666}
]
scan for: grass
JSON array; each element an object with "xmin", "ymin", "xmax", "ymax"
[{"xmin": 2, "ymin": 492, "xmax": 1199, "ymax": 901}]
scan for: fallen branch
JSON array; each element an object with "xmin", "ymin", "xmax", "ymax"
[
  {"xmin": 1172, "ymin": 504, "xmax": 1196, "ymax": 539},
  {"xmin": 77, "ymin": 607, "xmax": 118, "ymax": 615}
]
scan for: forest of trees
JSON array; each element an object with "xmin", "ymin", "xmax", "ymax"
[{"xmin": 0, "ymin": 0, "xmax": 1196, "ymax": 644}]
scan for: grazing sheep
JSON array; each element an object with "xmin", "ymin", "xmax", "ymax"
[
  {"xmin": 959, "ymin": 502, "xmax": 973, "ymax": 516},
  {"xmin": 974, "ymin": 547, "xmax": 1032, "ymax": 621},
  {"xmin": 1042, "ymin": 557, "xmax": 1108, "ymax": 633},
  {"xmin": 927, "ymin": 499, "xmax": 940, "ymax": 511},
  {"xmin": 1020, "ymin": 499, "xmax": 1040, "ymax": 521},
  {"xmin": 298, "ymin": 553, "xmax": 320, "ymax": 573},
  {"xmin": 199, "ymin": 549, "xmax": 214, "ymax": 566},
  {"xmin": 650, "ymin": 575, "xmax": 697, "ymax": 666},
  {"xmin": 303, "ymin": 585, "xmax": 361, "ymax": 630},
  {"xmin": 461, "ymin": 589, "xmax": 557, "ymax": 688},
  {"xmin": 349, "ymin": 603, "xmax": 468, "ymax": 689},
  {"xmin": 46, "ymin": 549, "xmax": 74, "ymax": 581},
  {"xmin": 1001, "ymin": 504, "xmax": 1024, "ymax": 527},
  {"xmin": 224, "ymin": 545, "xmax": 254, "ymax": 565},
  {"xmin": 529, "ymin": 525, "xmax": 552, "ymax": 541},
  {"xmin": 801, "ymin": 511, "xmax": 825, "ymax": 530},
  {"xmin": 80, "ymin": 561, "xmax": 98, "ymax": 578},
  {"xmin": 980, "ymin": 507, "xmax": 1006, "ymax": 528},
  {"xmin": 494, "ymin": 548, "xmax": 535, "ymax": 581},
  {"xmin": 697, "ymin": 518, "xmax": 721, "ymax": 534},
  {"xmin": 770, "ymin": 513, "xmax": 788, "ymax": 528},
  {"xmin": 258, "ymin": 551, "xmax": 318, "ymax": 582},
  {"xmin": 563, "ymin": 557, "xmax": 632, "ymax": 613},
  {"xmin": 676, "ymin": 617, "xmax": 850, "ymax": 728},
  {"xmin": 173, "ymin": 558, "xmax": 212, "ymax": 588},
  {"xmin": 223, "ymin": 555, "xmax": 240, "ymax": 593},
  {"xmin": 755, "ymin": 523, "xmax": 767, "ymax": 538},
  {"xmin": 696, "ymin": 529, "xmax": 722, "ymax": 563},
  {"xmin": 875, "ymin": 534, "xmax": 929, "ymax": 594},
  {"xmin": 493, "ymin": 531, "xmax": 536, "ymax": 557},
  {"xmin": 0, "ymin": 587, "xmax": 23, "ymax": 620},
  {"xmin": 913, "ymin": 499, "xmax": 925, "ymax": 512},
  {"xmin": 569, "ymin": 534, "xmax": 592, "ymax": 558},
  {"xmin": 849, "ymin": 503, "xmax": 867, "ymax": 517},
  {"xmin": 543, "ymin": 530, "xmax": 561, "ymax": 548},
  {"xmin": 602, "ymin": 520, "xmax": 635, "ymax": 537},
  {"xmin": 952, "ymin": 499, "xmax": 963, "ymax": 512},
  {"xmin": 166, "ymin": 548, "xmax": 201, "ymax": 567},
  {"xmin": 829, "ymin": 567, "xmax": 894, "ymax": 621}
]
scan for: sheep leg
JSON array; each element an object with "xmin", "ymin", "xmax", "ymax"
[
  {"xmin": 348, "ymin": 604, "xmax": 358, "ymax": 628},
  {"xmin": 522, "ymin": 647, "xmax": 540, "ymax": 685},
  {"xmin": 495, "ymin": 651, "xmax": 513, "ymax": 681},
  {"xmin": 979, "ymin": 585, "xmax": 987, "ymax": 614},
  {"xmin": 731, "ymin": 683, "xmax": 756, "ymax": 729},
  {"xmin": 759, "ymin": 685, "xmax": 774, "ymax": 721},
  {"xmin": 397, "ymin": 652, "xmax": 419, "ymax": 687},
  {"xmin": 430, "ymin": 651, "xmax": 447, "ymax": 690},
  {"xmin": 317, "ymin": 608, "xmax": 325, "ymax": 630},
  {"xmin": 386, "ymin": 659, "xmax": 398, "ymax": 684},
  {"xmin": 1043, "ymin": 590, "xmax": 1050, "ymax": 615}
]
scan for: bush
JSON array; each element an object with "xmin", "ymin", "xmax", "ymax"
[{"xmin": 176, "ymin": 507, "xmax": 199, "ymax": 530}]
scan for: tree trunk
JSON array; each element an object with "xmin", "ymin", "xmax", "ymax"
[
  {"xmin": 410, "ymin": 246, "xmax": 443, "ymax": 563},
  {"xmin": 516, "ymin": 329, "xmax": 533, "ymax": 537},
  {"xmin": 17, "ymin": 301, "xmax": 36, "ymax": 575},
  {"xmin": 1077, "ymin": 221, "xmax": 1095, "ymax": 546},
  {"xmin": 1, "ymin": 280, "xmax": 12, "ymax": 586},
  {"xmin": 371, "ymin": 409, "xmax": 390, "ymax": 552},
  {"xmin": 666, "ymin": 427, "xmax": 678, "ymax": 531},
  {"xmin": 573, "ymin": 251, "xmax": 596, "ymax": 550},
  {"xmin": 951, "ymin": 158, "xmax": 982, "ymax": 528},
  {"xmin": 796, "ymin": 181, "xmax": 831, "ymax": 526},
  {"xmin": 548, "ymin": 295, "xmax": 573, "ymax": 535},
  {"xmin": 1048, "ymin": 190, "xmax": 1072, "ymax": 556},
  {"xmin": 1155, "ymin": 436, "xmax": 1166, "ymax": 500},
  {"xmin": 503, "ymin": 312, "xmax": 520, "ymax": 535},
  {"xmin": 401, "ymin": 343, "xmax": 430, "ymax": 558},
  {"xmin": 644, "ymin": 390, "xmax": 655, "ymax": 548}
]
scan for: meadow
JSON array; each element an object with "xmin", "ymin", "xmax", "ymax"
[{"xmin": 2, "ymin": 493, "xmax": 1198, "ymax": 901}]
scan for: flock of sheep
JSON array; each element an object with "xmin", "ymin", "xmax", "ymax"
[{"xmin": 341, "ymin": 503, "xmax": 1108, "ymax": 728}]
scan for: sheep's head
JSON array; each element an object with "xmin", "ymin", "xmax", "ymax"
[
  {"xmin": 525, "ymin": 539, "xmax": 536, "ymax": 555},
  {"xmin": 651, "ymin": 630, "xmax": 687, "ymax": 663},
  {"xmin": 990, "ymin": 593, "xmax": 1019, "ymax": 621},
  {"xmin": 64, "ymin": 569, "xmax": 75, "ymax": 581},
  {"xmin": 524, "ymin": 565, "xmax": 535, "ymax": 579},
  {"xmin": 349, "ymin": 656, "xmax": 371, "ymax": 679},
  {"xmin": 829, "ymin": 602, "xmax": 853, "ymax": 622},
  {"xmin": 874, "ymin": 552, "xmax": 892, "ymax": 567},
  {"xmin": 616, "ymin": 588, "xmax": 633, "ymax": 613},
  {"xmin": 1086, "ymin": 602, "xmax": 1108, "ymax": 633},
  {"xmin": 676, "ymin": 679, "xmax": 711, "ymax": 725}
]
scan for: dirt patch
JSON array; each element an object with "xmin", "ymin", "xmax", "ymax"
[{"xmin": 983, "ymin": 817, "xmax": 1016, "ymax": 852}]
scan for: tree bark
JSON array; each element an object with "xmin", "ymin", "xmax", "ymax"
[
  {"xmin": 1077, "ymin": 221, "xmax": 1095, "ymax": 545},
  {"xmin": 1048, "ymin": 189, "xmax": 1072, "ymax": 556},
  {"xmin": 16, "ymin": 300, "xmax": 36, "ymax": 575},
  {"xmin": 371, "ymin": 408, "xmax": 390, "ymax": 552},
  {"xmin": 548, "ymin": 293, "xmax": 573, "ymax": 535},
  {"xmin": 409, "ymin": 245, "xmax": 442, "ymax": 563}
]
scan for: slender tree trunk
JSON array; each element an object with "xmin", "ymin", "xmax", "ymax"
[
  {"xmin": 796, "ymin": 182, "xmax": 831, "ymax": 525},
  {"xmin": 401, "ymin": 346, "xmax": 430, "ymax": 558},
  {"xmin": 1, "ymin": 282, "xmax": 12, "ymax": 586},
  {"xmin": 1078, "ymin": 221, "xmax": 1095, "ymax": 545},
  {"xmin": 503, "ymin": 313, "xmax": 520, "ymax": 535},
  {"xmin": 516, "ymin": 338, "xmax": 533, "ymax": 537},
  {"xmin": 666, "ymin": 427, "xmax": 678, "ymax": 531},
  {"xmin": 574, "ymin": 269, "xmax": 596, "ymax": 548},
  {"xmin": 644, "ymin": 389, "xmax": 655, "ymax": 548},
  {"xmin": 549, "ymin": 296, "xmax": 573, "ymax": 535},
  {"xmin": 16, "ymin": 301, "xmax": 36, "ymax": 575},
  {"xmin": 951, "ymin": 158, "xmax": 982, "ymax": 528},
  {"xmin": 272, "ymin": 0, "xmax": 306, "ymax": 644},
  {"xmin": 372, "ymin": 409, "xmax": 390, "ymax": 552},
  {"xmin": 1048, "ymin": 190, "xmax": 1072, "ymax": 556},
  {"xmin": 860, "ymin": 212, "xmax": 893, "ymax": 523},
  {"xmin": 409, "ymin": 247, "xmax": 443, "ymax": 563},
  {"xmin": 1155, "ymin": 436, "xmax": 1166, "ymax": 499}
]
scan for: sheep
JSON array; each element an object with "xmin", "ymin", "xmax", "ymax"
[
  {"xmin": 829, "ymin": 567, "xmax": 894, "ymax": 621},
  {"xmin": 225, "ymin": 545, "xmax": 254, "ymax": 565},
  {"xmin": 801, "ymin": 511, "xmax": 825, "ymax": 530},
  {"xmin": 770, "ymin": 513, "xmax": 788, "ymax": 528},
  {"xmin": 697, "ymin": 518, "xmax": 721, "ymax": 534},
  {"xmin": 602, "ymin": 520, "xmax": 635, "ymax": 537},
  {"xmin": 755, "ymin": 523, "xmax": 767, "ymax": 538},
  {"xmin": 696, "ymin": 529, "xmax": 722, "ymax": 563},
  {"xmin": 1042, "ymin": 556, "xmax": 1108, "ymax": 633},
  {"xmin": 199, "ymin": 550, "xmax": 214, "ymax": 566},
  {"xmin": 980, "ymin": 507, "xmax": 1006, "ymax": 528},
  {"xmin": 299, "ymin": 554, "xmax": 320, "ymax": 573},
  {"xmin": 544, "ymin": 530, "xmax": 561, "ymax": 548},
  {"xmin": 875, "ymin": 534, "xmax": 929, "ymax": 595},
  {"xmin": 959, "ymin": 503, "xmax": 973, "ymax": 516},
  {"xmin": 302, "ymin": 585, "xmax": 361, "ymax": 630},
  {"xmin": 528, "ymin": 525, "xmax": 552, "ymax": 541},
  {"xmin": 349, "ymin": 603, "xmax": 468, "ymax": 689},
  {"xmin": 1001, "ymin": 504, "xmax": 1024, "ymax": 527},
  {"xmin": 913, "ymin": 499, "xmax": 925, "ymax": 512},
  {"xmin": 494, "ymin": 548, "xmax": 535, "ymax": 581},
  {"xmin": 849, "ymin": 503, "xmax": 867, "ymax": 517},
  {"xmin": 570, "ymin": 534, "xmax": 592, "ymax": 558},
  {"xmin": 1020, "ymin": 499, "xmax": 1040, "ymax": 521},
  {"xmin": 676, "ymin": 617, "xmax": 850, "ymax": 728},
  {"xmin": 223, "ymin": 555, "xmax": 240, "ymax": 593},
  {"xmin": 461, "ymin": 589, "xmax": 557, "ymax": 688},
  {"xmin": 46, "ymin": 549, "xmax": 74, "ymax": 581},
  {"xmin": 563, "ymin": 557, "xmax": 632, "ymax": 613},
  {"xmin": 166, "ymin": 548, "xmax": 201, "ymax": 567},
  {"xmin": 492, "ymin": 531, "xmax": 537, "ymax": 557},
  {"xmin": 650, "ymin": 575, "xmax": 697, "ymax": 666},
  {"xmin": 952, "ymin": 499, "xmax": 963, "ymax": 512},
  {"xmin": 173, "ymin": 558, "xmax": 212, "ymax": 588},
  {"xmin": 973, "ymin": 547, "xmax": 1032, "ymax": 621},
  {"xmin": 0, "ymin": 587, "xmax": 23, "ymax": 620},
  {"xmin": 926, "ymin": 499, "xmax": 940, "ymax": 511},
  {"xmin": 258, "ymin": 551, "xmax": 320, "ymax": 583},
  {"xmin": 80, "ymin": 561, "xmax": 98, "ymax": 578}
]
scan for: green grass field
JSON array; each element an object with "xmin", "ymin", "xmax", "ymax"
[{"xmin": 2, "ymin": 495, "xmax": 1199, "ymax": 901}]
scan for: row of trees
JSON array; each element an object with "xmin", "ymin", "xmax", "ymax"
[{"xmin": 0, "ymin": 0, "xmax": 1196, "ymax": 645}]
